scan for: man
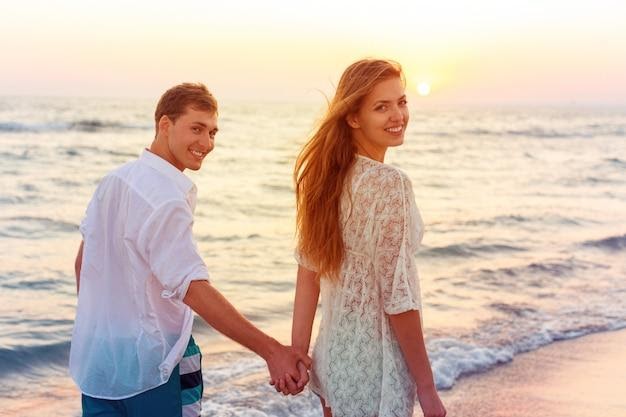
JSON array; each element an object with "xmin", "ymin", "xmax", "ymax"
[{"xmin": 71, "ymin": 83, "xmax": 309, "ymax": 417}]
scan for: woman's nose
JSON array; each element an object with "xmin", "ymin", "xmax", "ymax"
[{"xmin": 390, "ymin": 105, "xmax": 404, "ymax": 122}]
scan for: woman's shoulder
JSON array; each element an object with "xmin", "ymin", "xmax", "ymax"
[{"xmin": 355, "ymin": 157, "xmax": 412, "ymax": 192}]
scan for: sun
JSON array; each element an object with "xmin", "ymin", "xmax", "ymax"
[{"xmin": 417, "ymin": 82, "xmax": 431, "ymax": 97}]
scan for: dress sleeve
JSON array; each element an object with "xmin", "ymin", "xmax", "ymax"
[
  {"xmin": 294, "ymin": 247, "xmax": 318, "ymax": 273},
  {"xmin": 373, "ymin": 169, "xmax": 423, "ymax": 315},
  {"xmin": 137, "ymin": 200, "xmax": 210, "ymax": 301}
]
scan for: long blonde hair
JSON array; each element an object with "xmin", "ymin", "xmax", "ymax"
[{"xmin": 294, "ymin": 59, "xmax": 403, "ymax": 279}]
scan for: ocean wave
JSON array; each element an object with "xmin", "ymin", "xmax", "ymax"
[
  {"xmin": 0, "ymin": 120, "xmax": 150, "ymax": 133},
  {"xmin": 420, "ymin": 241, "xmax": 526, "ymax": 258},
  {"xmin": 0, "ymin": 341, "xmax": 69, "ymax": 378},
  {"xmin": 604, "ymin": 157, "xmax": 626, "ymax": 166},
  {"xmin": 261, "ymin": 183, "xmax": 292, "ymax": 193},
  {"xmin": 0, "ymin": 277, "xmax": 64, "ymax": 291},
  {"xmin": 0, "ymin": 216, "xmax": 77, "ymax": 239},
  {"xmin": 197, "ymin": 307, "xmax": 626, "ymax": 396},
  {"xmin": 442, "ymin": 213, "xmax": 585, "ymax": 230},
  {"xmin": 458, "ymin": 214, "xmax": 530, "ymax": 227},
  {"xmin": 197, "ymin": 233, "xmax": 262, "ymax": 243},
  {"xmin": 460, "ymin": 125, "xmax": 626, "ymax": 139},
  {"xmin": 582, "ymin": 234, "xmax": 626, "ymax": 251},
  {"xmin": 489, "ymin": 302, "xmax": 539, "ymax": 318},
  {"xmin": 430, "ymin": 317, "xmax": 626, "ymax": 390},
  {"xmin": 473, "ymin": 257, "xmax": 607, "ymax": 288}
]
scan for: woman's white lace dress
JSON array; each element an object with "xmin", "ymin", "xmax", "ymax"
[{"xmin": 296, "ymin": 155, "xmax": 425, "ymax": 417}]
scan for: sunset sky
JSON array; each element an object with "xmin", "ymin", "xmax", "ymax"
[{"xmin": 1, "ymin": 0, "xmax": 625, "ymax": 104}]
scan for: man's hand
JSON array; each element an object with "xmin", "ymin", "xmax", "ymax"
[
  {"xmin": 75, "ymin": 240, "xmax": 84, "ymax": 294},
  {"xmin": 267, "ymin": 345, "xmax": 311, "ymax": 395}
]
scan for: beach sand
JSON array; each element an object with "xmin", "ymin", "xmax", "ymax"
[{"xmin": 437, "ymin": 329, "xmax": 626, "ymax": 417}]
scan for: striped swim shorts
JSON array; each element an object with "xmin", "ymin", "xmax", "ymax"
[
  {"xmin": 180, "ymin": 335, "xmax": 203, "ymax": 417},
  {"xmin": 81, "ymin": 336, "xmax": 203, "ymax": 417}
]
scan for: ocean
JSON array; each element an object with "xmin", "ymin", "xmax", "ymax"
[{"xmin": 1, "ymin": 96, "xmax": 625, "ymax": 416}]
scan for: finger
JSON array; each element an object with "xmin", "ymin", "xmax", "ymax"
[
  {"xmin": 296, "ymin": 362, "xmax": 309, "ymax": 388},
  {"xmin": 285, "ymin": 359, "xmax": 301, "ymax": 381},
  {"xmin": 278, "ymin": 378, "xmax": 288, "ymax": 395},
  {"xmin": 280, "ymin": 377, "xmax": 289, "ymax": 396},
  {"xmin": 284, "ymin": 373, "xmax": 299, "ymax": 395},
  {"xmin": 296, "ymin": 351, "xmax": 313, "ymax": 368}
]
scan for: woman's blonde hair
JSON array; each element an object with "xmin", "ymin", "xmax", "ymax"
[{"xmin": 294, "ymin": 59, "xmax": 403, "ymax": 279}]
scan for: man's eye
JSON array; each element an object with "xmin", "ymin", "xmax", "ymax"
[
  {"xmin": 192, "ymin": 127, "xmax": 201, "ymax": 133},
  {"xmin": 399, "ymin": 99, "xmax": 408, "ymax": 106}
]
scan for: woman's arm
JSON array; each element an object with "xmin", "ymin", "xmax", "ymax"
[
  {"xmin": 291, "ymin": 265, "xmax": 320, "ymax": 354},
  {"xmin": 279, "ymin": 265, "xmax": 319, "ymax": 394},
  {"xmin": 388, "ymin": 310, "xmax": 446, "ymax": 417}
]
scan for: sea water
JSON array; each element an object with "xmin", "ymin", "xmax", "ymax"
[{"xmin": 1, "ymin": 97, "xmax": 625, "ymax": 416}]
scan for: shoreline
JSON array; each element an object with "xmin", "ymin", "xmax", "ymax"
[
  {"xmin": 437, "ymin": 328, "xmax": 626, "ymax": 417},
  {"xmin": 1, "ymin": 328, "xmax": 626, "ymax": 416}
]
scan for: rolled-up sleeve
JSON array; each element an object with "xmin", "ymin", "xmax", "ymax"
[{"xmin": 137, "ymin": 200, "xmax": 209, "ymax": 301}]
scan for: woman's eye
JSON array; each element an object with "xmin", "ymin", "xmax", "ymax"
[
  {"xmin": 375, "ymin": 105, "xmax": 387, "ymax": 112},
  {"xmin": 192, "ymin": 127, "xmax": 201, "ymax": 133}
]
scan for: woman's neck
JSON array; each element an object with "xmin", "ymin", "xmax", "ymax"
[{"xmin": 355, "ymin": 141, "xmax": 386, "ymax": 162}]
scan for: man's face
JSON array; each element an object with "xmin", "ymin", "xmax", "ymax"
[{"xmin": 161, "ymin": 107, "xmax": 218, "ymax": 171}]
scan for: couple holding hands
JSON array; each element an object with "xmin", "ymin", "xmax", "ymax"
[{"xmin": 70, "ymin": 59, "xmax": 446, "ymax": 417}]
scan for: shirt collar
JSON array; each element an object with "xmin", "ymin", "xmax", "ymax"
[{"xmin": 139, "ymin": 149, "xmax": 196, "ymax": 196}]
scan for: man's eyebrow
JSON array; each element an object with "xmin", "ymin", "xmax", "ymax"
[{"xmin": 191, "ymin": 122, "xmax": 218, "ymax": 133}]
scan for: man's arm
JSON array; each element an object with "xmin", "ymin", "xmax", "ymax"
[
  {"xmin": 183, "ymin": 280, "xmax": 311, "ymax": 391},
  {"xmin": 75, "ymin": 241, "xmax": 84, "ymax": 294}
]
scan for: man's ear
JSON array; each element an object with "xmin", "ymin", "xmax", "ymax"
[
  {"xmin": 346, "ymin": 113, "xmax": 360, "ymax": 129},
  {"xmin": 157, "ymin": 115, "xmax": 170, "ymax": 135}
]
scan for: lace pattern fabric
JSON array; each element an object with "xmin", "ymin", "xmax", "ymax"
[{"xmin": 298, "ymin": 155, "xmax": 424, "ymax": 417}]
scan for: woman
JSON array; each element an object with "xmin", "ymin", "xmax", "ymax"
[{"xmin": 289, "ymin": 59, "xmax": 446, "ymax": 417}]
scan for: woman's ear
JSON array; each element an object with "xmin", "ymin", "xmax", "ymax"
[{"xmin": 346, "ymin": 114, "xmax": 360, "ymax": 129}]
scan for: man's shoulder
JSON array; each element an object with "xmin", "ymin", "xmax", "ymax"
[
  {"xmin": 125, "ymin": 159, "xmax": 188, "ymax": 207},
  {"xmin": 96, "ymin": 159, "xmax": 185, "ymax": 207}
]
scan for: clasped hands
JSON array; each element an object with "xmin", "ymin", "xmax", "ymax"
[{"xmin": 266, "ymin": 344, "xmax": 311, "ymax": 396}]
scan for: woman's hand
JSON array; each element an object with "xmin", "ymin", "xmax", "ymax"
[{"xmin": 417, "ymin": 384, "xmax": 447, "ymax": 417}]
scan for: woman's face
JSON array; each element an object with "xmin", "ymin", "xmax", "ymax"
[{"xmin": 347, "ymin": 76, "xmax": 408, "ymax": 160}]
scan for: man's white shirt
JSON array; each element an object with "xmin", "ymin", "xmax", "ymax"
[{"xmin": 70, "ymin": 149, "xmax": 209, "ymax": 399}]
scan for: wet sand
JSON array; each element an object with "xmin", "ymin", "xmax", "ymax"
[{"xmin": 437, "ymin": 328, "xmax": 626, "ymax": 417}]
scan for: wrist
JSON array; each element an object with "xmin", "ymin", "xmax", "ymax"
[
  {"xmin": 292, "ymin": 343, "xmax": 309, "ymax": 354},
  {"xmin": 259, "ymin": 336, "xmax": 282, "ymax": 361},
  {"xmin": 416, "ymin": 381, "xmax": 437, "ymax": 396}
]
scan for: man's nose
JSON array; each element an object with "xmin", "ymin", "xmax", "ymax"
[{"xmin": 199, "ymin": 134, "xmax": 214, "ymax": 152}]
